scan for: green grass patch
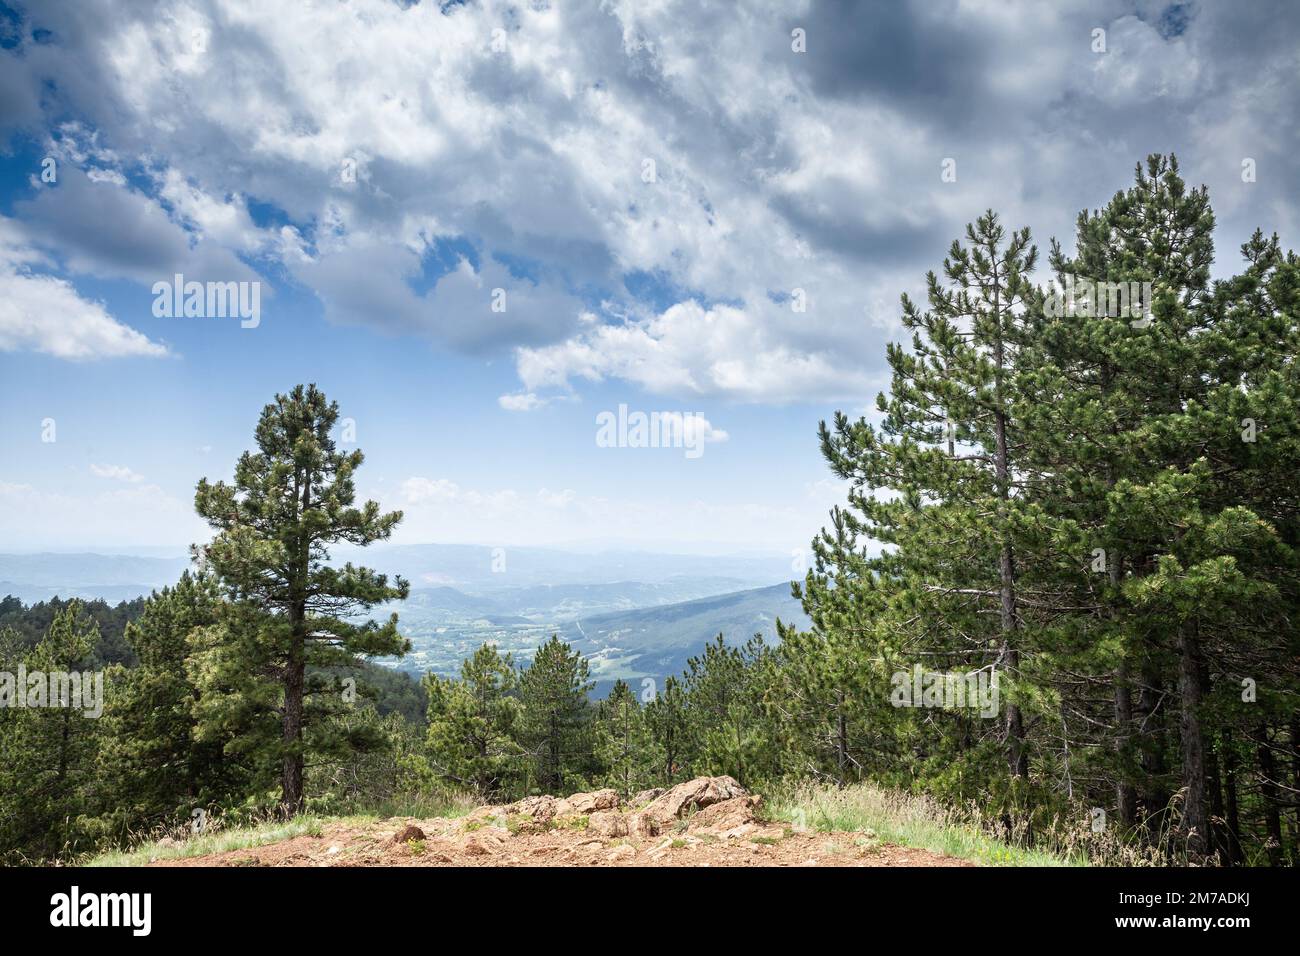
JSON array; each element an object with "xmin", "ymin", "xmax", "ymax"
[
  {"xmin": 85, "ymin": 816, "xmax": 327, "ymax": 867},
  {"xmin": 768, "ymin": 783, "xmax": 1084, "ymax": 867}
]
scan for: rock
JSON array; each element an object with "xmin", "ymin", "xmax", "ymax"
[
  {"xmin": 465, "ymin": 830, "xmax": 507, "ymax": 856},
  {"xmin": 642, "ymin": 776, "xmax": 748, "ymax": 825},
  {"xmin": 625, "ymin": 811, "xmax": 660, "ymax": 838},
  {"xmin": 686, "ymin": 795, "xmax": 764, "ymax": 837},
  {"xmin": 556, "ymin": 788, "xmax": 620, "ymax": 816},
  {"xmin": 587, "ymin": 810, "xmax": 629, "ymax": 839},
  {"xmin": 389, "ymin": 824, "xmax": 426, "ymax": 845},
  {"xmin": 630, "ymin": 788, "xmax": 665, "ymax": 807},
  {"xmin": 499, "ymin": 795, "xmax": 559, "ymax": 823}
]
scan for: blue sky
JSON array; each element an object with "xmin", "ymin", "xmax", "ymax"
[{"xmin": 1, "ymin": 0, "xmax": 1297, "ymax": 553}]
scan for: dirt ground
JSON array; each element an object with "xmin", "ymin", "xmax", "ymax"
[{"xmin": 151, "ymin": 777, "xmax": 974, "ymax": 868}]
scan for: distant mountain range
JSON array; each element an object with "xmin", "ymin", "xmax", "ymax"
[
  {"xmin": 0, "ymin": 552, "xmax": 194, "ymax": 604},
  {"xmin": 349, "ymin": 542, "xmax": 795, "ymax": 593},
  {"xmin": 0, "ymin": 543, "xmax": 793, "ymax": 600},
  {"xmin": 559, "ymin": 583, "xmax": 809, "ymax": 695},
  {"xmin": 0, "ymin": 546, "xmax": 808, "ymax": 694}
]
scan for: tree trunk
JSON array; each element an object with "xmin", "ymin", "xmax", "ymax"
[
  {"xmin": 1291, "ymin": 710, "xmax": 1300, "ymax": 865},
  {"xmin": 281, "ymin": 633, "xmax": 306, "ymax": 817},
  {"xmin": 1107, "ymin": 523, "xmax": 1137, "ymax": 829},
  {"xmin": 281, "ymin": 470, "xmax": 311, "ymax": 818},
  {"xmin": 992, "ymin": 344, "xmax": 1026, "ymax": 778},
  {"xmin": 1137, "ymin": 663, "xmax": 1170, "ymax": 834},
  {"xmin": 1178, "ymin": 626, "xmax": 1207, "ymax": 861},
  {"xmin": 1256, "ymin": 722, "xmax": 1284, "ymax": 867},
  {"xmin": 1206, "ymin": 739, "xmax": 1225, "ymax": 863},
  {"xmin": 1222, "ymin": 731, "xmax": 1242, "ymax": 866},
  {"xmin": 836, "ymin": 689, "xmax": 847, "ymax": 785},
  {"xmin": 1114, "ymin": 659, "xmax": 1138, "ymax": 829}
]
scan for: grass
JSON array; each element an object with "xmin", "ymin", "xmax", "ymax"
[
  {"xmin": 768, "ymin": 783, "xmax": 1085, "ymax": 867},
  {"xmin": 346, "ymin": 792, "xmax": 478, "ymax": 820},
  {"xmin": 85, "ymin": 791, "xmax": 479, "ymax": 867},
  {"xmin": 86, "ymin": 816, "xmax": 328, "ymax": 867}
]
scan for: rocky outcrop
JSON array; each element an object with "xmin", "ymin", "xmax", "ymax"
[
  {"xmin": 466, "ymin": 776, "xmax": 757, "ymax": 841},
  {"xmin": 556, "ymin": 788, "xmax": 619, "ymax": 816},
  {"xmin": 630, "ymin": 787, "xmax": 665, "ymax": 806},
  {"xmin": 641, "ymin": 775, "xmax": 748, "ymax": 825},
  {"xmin": 501, "ymin": 795, "xmax": 559, "ymax": 822},
  {"xmin": 145, "ymin": 774, "xmax": 978, "ymax": 867},
  {"xmin": 686, "ymin": 795, "xmax": 782, "ymax": 840}
]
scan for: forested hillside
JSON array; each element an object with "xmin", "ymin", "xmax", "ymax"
[{"xmin": 2, "ymin": 155, "xmax": 1296, "ymax": 867}]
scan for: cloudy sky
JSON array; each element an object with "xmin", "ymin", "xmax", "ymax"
[{"xmin": 0, "ymin": 0, "xmax": 1296, "ymax": 553}]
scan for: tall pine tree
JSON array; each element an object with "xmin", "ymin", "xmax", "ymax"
[{"xmin": 194, "ymin": 385, "xmax": 409, "ymax": 816}]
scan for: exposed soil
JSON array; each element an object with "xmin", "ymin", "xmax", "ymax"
[{"xmin": 151, "ymin": 777, "xmax": 973, "ymax": 868}]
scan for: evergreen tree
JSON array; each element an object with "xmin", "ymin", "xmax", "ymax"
[
  {"xmin": 593, "ymin": 679, "xmax": 653, "ymax": 798},
  {"xmin": 805, "ymin": 212, "xmax": 1043, "ymax": 816},
  {"xmin": 0, "ymin": 602, "xmax": 102, "ymax": 861},
  {"xmin": 682, "ymin": 634, "xmax": 770, "ymax": 786},
  {"xmin": 97, "ymin": 572, "xmax": 249, "ymax": 836},
  {"xmin": 516, "ymin": 636, "xmax": 593, "ymax": 794},
  {"xmin": 643, "ymin": 674, "xmax": 693, "ymax": 786},
  {"xmin": 194, "ymin": 384, "xmax": 410, "ymax": 816},
  {"xmin": 423, "ymin": 643, "xmax": 521, "ymax": 798}
]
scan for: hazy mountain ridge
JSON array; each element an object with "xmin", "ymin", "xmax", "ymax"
[
  {"xmin": 558, "ymin": 583, "xmax": 809, "ymax": 694},
  {"xmin": 0, "ymin": 550, "xmax": 807, "ymax": 696}
]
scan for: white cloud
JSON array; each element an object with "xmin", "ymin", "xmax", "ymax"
[
  {"xmin": 90, "ymin": 463, "xmax": 144, "ymax": 483},
  {"xmin": 400, "ymin": 477, "xmax": 522, "ymax": 515},
  {"xmin": 536, "ymin": 488, "xmax": 577, "ymax": 509},
  {"xmin": 516, "ymin": 299, "xmax": 879, "ymax": 403},
  {"xmin": 0, "ymin": 233, "xmax": 169, "ymax": 360},
  {"xmin": 400, "ymin": 477, "xmax": 461, "ymax": 505},
  {"xmin": 498, "ymin": 392, "xmax": 545, "ymax": 412}
]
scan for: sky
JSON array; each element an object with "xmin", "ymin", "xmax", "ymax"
[{"xmin": 0, "ymin": 0, "xmax": 1297, "ymax": 554}]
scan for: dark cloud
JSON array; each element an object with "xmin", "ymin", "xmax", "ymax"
[
  {"xmin": 15, "ymin": 166, "xmax": 260, "ymax": 285},
  {"xmin": 788, "ymin": 0, "xmax": 995, "ymax": 118}
]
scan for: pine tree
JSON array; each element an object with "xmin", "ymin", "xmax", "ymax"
[
  {"xmin": 423, "ymin": 642, "xmax": 521, "ymax": 798},
  {"xmin": 194, "ymin": 384, "xmax": 410, "ymax": 816},
  {"xmin": 807, "ymin": 212, "xmax": 1042, "ymax": 811},
  {"xmin": 643, "ymin": 674, "xmax": 693, "ymax": 785},
  {"xmin": 0, "ymin": 602, "xmax": 102, "ymax": 861},
  {"xmin": 97, "ymin": 572, "xmax": 250, "ymax": 836},
  {"xmin": 593, "ymin": 679, "xmax": 653, "ymax": 798},
  {"xmin": 1022, "ymin": 155, "xmax": 1253, "ymax": 858},
  {"xmin": 682, "ymin": 634, "xmax": 770, "ymax": 786},
  {"xmin": 516, "ymin": 636, "xmax": 593, "ymax": 794}
]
